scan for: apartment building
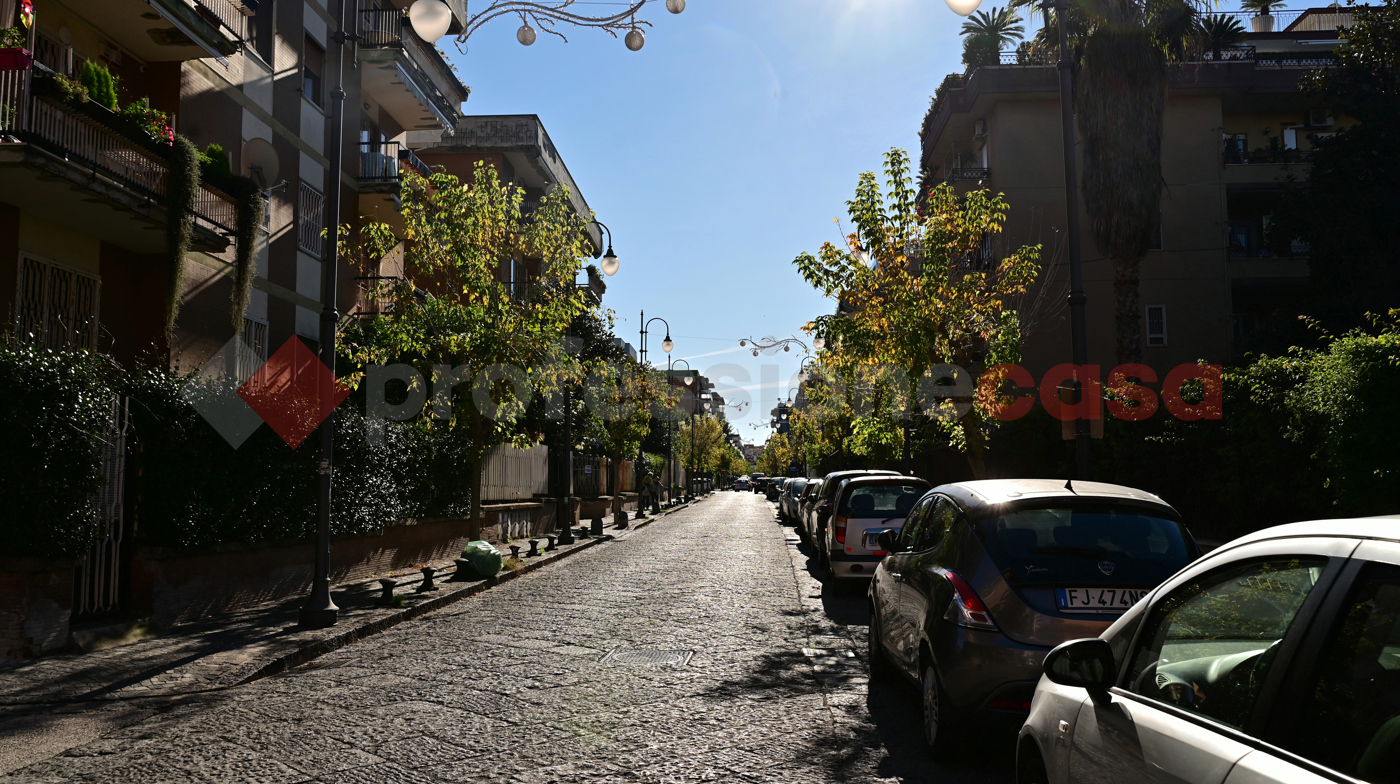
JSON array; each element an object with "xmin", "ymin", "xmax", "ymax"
[
  {"xmin": 920, "ymin": 7, "xmax": 1351, "ymax": 375},
  {"xmin": 0, "ymin": 0, "xmax": 467, "ymax": 370}
]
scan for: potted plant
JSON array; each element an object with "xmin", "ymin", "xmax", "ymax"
[
  {"xmin": 0, "ymin": 27, "xmax": 30, "ymax": 71},
  {"xmin": 1242, "ymin": 0, "xmax": 1277, "ymax": 33}
]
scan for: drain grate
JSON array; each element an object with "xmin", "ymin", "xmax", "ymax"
[{"xmin": 600, "ymin": 648, "xmax": 694, "ymax": 667}]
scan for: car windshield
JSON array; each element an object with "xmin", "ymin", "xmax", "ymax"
[
  {"xmin": 838, "ymin": 484, "xmax": 925, "ymax": 519},
  {"xmin": 981, "ymin": 505, "xmax": 1194, "ymax": 586}
]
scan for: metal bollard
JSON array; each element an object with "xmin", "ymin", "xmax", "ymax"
[
  {"xmin": 416, "ymin": 566, "xmax": 438, "ymax": 592},
  {"xmin": 527, "ymin": 539, "xmax": 540, "ymax": 557},
  {"xmin": 377, "ymin": 577, "xmax": 398, "ymax": 605},
  {"xmin": 545, "ymin": 535, "xmax": 557, "ymax": 551},
  {"xmin": 509, "ymin": 545, "xmax": 521, "ymax": 560},
  {"xmin": 590, "ymin": 515, "xmax": 604, "ymax": 537}
]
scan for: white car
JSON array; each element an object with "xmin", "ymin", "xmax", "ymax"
[{"xmin": 1017, "ymin": 516, "xmax": 1400, "ymax": 784}]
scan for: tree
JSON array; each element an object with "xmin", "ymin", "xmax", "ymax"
[
  {"xmin": 1011, "ymin": 0, "xmax": 1197, "ymax": 363},
  {"xmin": 341, "ymin": 163, "xmax": 592, "ymax": 539},
  {"xmin": 757, "ymin": 433, "xmax": 795, "ymax": 477},
  {"xmin": 961, "ymin": 7, "xmax": 1026, "ymax": 50},
  {"xmin": 585, "ymin": 358, "xmax": 666, "ymax": 520},
  {"xmin": 1198, "ymin": 13, "xmax": 1247, "ymax": 59},
  {"xmin": 794, "ymin": 148, "xmax": 1040, "ymax": 477},
  {"xmin": 676, "ymin": 415, "xmax": 724, "ymax": 477},
  {"xmin": 1268, "ymin": 0, "xmax": 1400, "ymax": 334}
]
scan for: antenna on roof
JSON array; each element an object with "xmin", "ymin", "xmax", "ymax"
[{"xmin": 1065, "ymin": 478, "xmax": 1076, "ymax": 494}]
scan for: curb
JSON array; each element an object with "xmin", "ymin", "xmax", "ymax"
[{"xmin": 232, "ymin": 504, "xmax": 681, "ymax": 688}]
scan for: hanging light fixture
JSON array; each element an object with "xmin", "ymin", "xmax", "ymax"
[
  {"xmin": 666, "ymin": 0, "xmax": 687, "ymax": 13},
  {"xmin": 813, "ymin": 336, "xmax": 826, "ymax": 350},
  {"xmin": 408, "ymin": 0, "xmax": 453, "ymax": 43},
  {"xmin": 625, "ymin": 27, "xmax": 645, "ymax": 50},
  {"xmin": 600, "ymin": 245, "xmax": 620, "ymax": 276},
  {"xmin": 662, "ymin": 335, "xmax": 674, "ymax": 353},
  {"xmin": 517, "ymin": 23, "xmax": 537, "ymax": 45},
  {"xmin": 945, "ymin": 0, "xmax": 983, "ymax": 16}
]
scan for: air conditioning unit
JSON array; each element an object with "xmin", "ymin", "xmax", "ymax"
[
  {"xmin": 973, "ymin": 119, "xmax": 987, "ymax": 139},
  {"xmin": 1308, "ymin": 110, "xmax": 1334, "ymax": 127}
]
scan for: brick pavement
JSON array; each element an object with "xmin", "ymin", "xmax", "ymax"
[{"xmin": 1, "ymin": 493, "xmax": 1014, "ymax": 783}]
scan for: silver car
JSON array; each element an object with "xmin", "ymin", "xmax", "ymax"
[
  {"xmin": 868, "ymin": 479, "xmax": 1200, "ymax": 751},
  {"xmin": 1018, "ymin": 515, "xmax": 1400, "ymax": 784},
  {"xmin": 822, "ymin": 475, "xmax": 930, "ymax": 581}
]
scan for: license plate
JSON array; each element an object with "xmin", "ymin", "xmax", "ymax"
[
  {"xmin": 864, "ymin": 529, "xmax": 897, "ymax": 549},
  {"xmin": 1056, "ymin": 587, "xmax": 1147, "ymax": 614}
]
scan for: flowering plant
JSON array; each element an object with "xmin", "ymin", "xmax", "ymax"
[{"xmin": 119, "ymin": 98, "xmax": 174, "ymax": 146}]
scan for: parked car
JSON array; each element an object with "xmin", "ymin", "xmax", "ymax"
[
  {"xmin": 819, "ymin": 475, "xmax": 930, "ymax": 580},
  {"xmin": 766, "ymin": 477, "xmax": 786, "ymax": 502},
  {"xmin": 797, "ymin": 479, "xmax": 824, "ymax": 538},
  {"xmin": 780, "ymin": 477, "xmax": 809, "ymax": 523},
  {"xmin": 1017, "ymin": 514, "xmax": 1400, "ymax": 784},
  {"xmin": 733, "ymin": 476, "xmax": 751, "ymax": 491},
  {"xmin": 801, "ymin": 469, "xmax": 900, "ymax": 546},
  {"xmin": 867, "ymin": 479, "xmax": 1200, "ymax": 753},
  {"xmin": 751, "ymin": 474, "xmax": 769, "ymax": 494}
]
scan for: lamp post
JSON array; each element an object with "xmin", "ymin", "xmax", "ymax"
[
  {"xmin": 934, "ymin": 0, "xmax": 1091, "ymax": 479},
  {"xmin": 638, "ymin": 312, "xmax": 672, "ymax": 515},
  {"xmin": 669, "ymin": 358, "xmax": 692, "ymax": 506},
  {"xmin": 591, "ymin": 220, "xmax": 620, "ymax": 276}
]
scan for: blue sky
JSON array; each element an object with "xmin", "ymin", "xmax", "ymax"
[
  {"xmin": 445, "ymin": 0, "xmax": 968, "ymax": 443},
  {"xmin": 446, "ymin": 0, "xmax": 1267, "ymax": 444}
]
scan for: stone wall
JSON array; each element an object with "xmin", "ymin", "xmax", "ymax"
[{"xmin": 0, "ymin": 557, "xmax": 77, "ymax": 661}]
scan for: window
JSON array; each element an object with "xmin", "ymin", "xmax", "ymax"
[
  {"xmin": 298, "ymin": 180, "xmax": 324, "ymax": 256},
  {"xmin": 1223, "ymin": 133, "xmax": 1247, "ymax": 165},
  {"xmin": 237, "ymin": 317, "xmax": 269, "ymax": 380},
  {"xmin": 303, "ymin": 37, "xmax": 324, "ymax": 106},
  {"xmin": 15, "ymin": 256, "xmax": 100, "ymax": 351},
  {"xmin": 1282, "ymin": 562, "xmax": 1400, "ymax": 781},
  {"xmin": 838, "ymin": 484, "xmax": 925, "ymax": 519},
  {"xmin": 250, "ymin": 0, "xmax": 276, "ymax": 64},
  {"xmin": 1147, "ymin": 305, "xmax": 1167, "ymax": 347},
  {"xmin": 1228, "ymin": 222, "xmax": 1254, "ymax": 258},
  {"xmin": 1125, "ymin": 557, "xmax": 1328, "ymax": 730},
  {"xmin": 898, "ymin": 496, "xmax": 935, "ymax": 550}
]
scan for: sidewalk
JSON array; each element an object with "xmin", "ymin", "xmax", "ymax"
[{"xmin": 0, "ymin": 500, "xmax": 700, "ymax": 773}]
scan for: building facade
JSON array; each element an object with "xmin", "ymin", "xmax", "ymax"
[{"xmin": 920, "ymin": 7, "xmax": 1350, "ymax": 376}]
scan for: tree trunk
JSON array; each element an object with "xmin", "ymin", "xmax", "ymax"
[
  {"xmin": 961, "ymin": 418, "xmax": 988, "ymax": 479},
  {"xmin": 1114, "ymin": 254, "xmax": 1143, "ymax": 365},
  {"xmin": 468, "ymin": 453, "xmax": 483, "ymax": 541}
]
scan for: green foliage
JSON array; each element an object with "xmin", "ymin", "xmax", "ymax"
[
  {"xmin": 52, "ymin": 74, "xmax": 89, "ymax": 104},
  {"xmin": 199, "ymin": 143, "xmax": 233, "ymax": 180},
  {"xmin": 1239, "ymin": 0, "xmax": 1277, "ymax": 14},
  {"xmin": 920, "ymin": 73, "xmax": 966, "ymax": 144},
  {"xmin": 962, "ymin": 34, "xmax": 1002, "ymax": 69},
  {"xmin": 0, "ymin": 345, "xmax": 117, "ymax": 558},
  {"xmin": 342, "ymin": 162, "xmax": 593, "ymax": 536},
  {"xmin": 989, "ymin": 315, "xmax": 1400, "ymax": 539},
  {"xmin": 78, "ymin": 60, "xmax": 117, "ymax": 110},
  {"xmin": 1198, "ymin": 14, "xmax": 1248, "ymax": 51},
  {"xmin": 0, "ymin": 27, "xmax": 25, "ymax": 49},
  {"xmin": 165, "ymin": 135, "xmax": 199, "ymax": 339},
  {"xmin": 961, "ymin": 7, "xmax": 1025, "ymax": 48},
  {"xmin": 1267, "ymin": 0, "xmax": 1400, "ymax": 334},
  {"xmin": 229, "ymin": 177, "xmax": 266, "ymax": 335},
  {"xmin": 119, "ymin": 98, "xmax": 174, "ymax": 145}
]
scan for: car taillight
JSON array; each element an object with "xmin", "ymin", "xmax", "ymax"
[
  {"xmin": 936, "ymin": 568, "xmax": 998, "ymax": 631},
  {"xmin": 834, "ymin": 515, "xmax": 847, "ymax": 543}
]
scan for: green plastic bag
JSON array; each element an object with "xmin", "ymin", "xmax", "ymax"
[{"xmin": 458, "ymin": 541, "xmax": 502, "ymax": 580}]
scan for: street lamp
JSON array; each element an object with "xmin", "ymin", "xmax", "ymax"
[
  {"xmin": 637, "ymin": 312, "xmax": 674, "ymax": 517},
  {"xmin": 590, "ymin": 219, "xmax": 619, "ymax": 276},
  {"xmin": 669, "ymin": 358, "xmax": 692, "ymax": 507}
]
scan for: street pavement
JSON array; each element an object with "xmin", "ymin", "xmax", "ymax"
[{"xmin": 2, "ymin": 492, "xmax": 1015, "ymax": 783}]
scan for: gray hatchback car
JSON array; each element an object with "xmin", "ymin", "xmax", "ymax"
[{"xmin": 867, "ymin": 479, "xmax": 1199, "ymax": 751}]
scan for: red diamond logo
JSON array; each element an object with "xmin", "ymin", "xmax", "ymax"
[{"xmin": 238, "ymin": 338, "xmax": 351, "ymax": 449}]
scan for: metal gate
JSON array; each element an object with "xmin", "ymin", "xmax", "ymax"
[{"xmin": 73, "ymin": 396, "xmax": 130, "ymax": 621}]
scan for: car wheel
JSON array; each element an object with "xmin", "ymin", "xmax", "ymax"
[
  {"xmin": 921, "ymin": 663, "xmax": 957, "ymax": 754},
  {"xmin": 1017, "ymin": 744, "xmax": 1050, "ymax": 784},
  {"xmin": 868, "ymin": 608, "xmax": 891, "ymax": 680}
]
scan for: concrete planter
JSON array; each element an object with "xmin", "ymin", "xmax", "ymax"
[{"xmin": 1251, "ymin": 13, "xmax": 1275, "ymax": 32}]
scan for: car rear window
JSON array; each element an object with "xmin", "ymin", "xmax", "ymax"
[
  {"xmin": 981, "ymin": 505, "xmax": 1194, "ymax": 586},
  {"xmin": 838, "ymin": 484, "xmax": 925, "ymax": 518},
  {"xmin": 788, "ymin": 479, "xmax": 807, "ymax": 494}
]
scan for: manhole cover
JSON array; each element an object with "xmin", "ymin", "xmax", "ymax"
[{"xmin": 600, "ymin": 649, "xmax": 694, "ymax": 666}]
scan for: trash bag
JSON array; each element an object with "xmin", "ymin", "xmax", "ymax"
[{"xmin": 457, "ymin": 540, "xmax": 502, "ymax": 580}]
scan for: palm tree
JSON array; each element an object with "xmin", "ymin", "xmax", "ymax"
[
  {"xmin": 960, "ymin": 7, "xmax": 1027, "ymax": 51},
  {"xmin": 1199, "ymin": 13, "xmax": 1248, "ymax": 59}
]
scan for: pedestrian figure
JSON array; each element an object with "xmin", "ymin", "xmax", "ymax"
[{"xmin": 647, "ymin": 473, "xmax": 663, "ymax": 513}]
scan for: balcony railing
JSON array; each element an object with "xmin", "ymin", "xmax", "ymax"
[
  {"xmin": 359, "ymin": 141, "xmax": 432, "ymax": 183},
  {"xmin": 1223, "ymin": 143, "xmax": 1311, "ymax": 165},
  {"xmin": 184, "ymin": 0, "xmax": 252, "ymax": 40},
  {"xmin": 358, "ymin": 6, "xmax": 462, "ymax": 128},
  {"xmin": 948, "ymin": 167, "xmax": 990, "ymax": 181},
  {"xmin": 1, "ymin": 68, "xmax": 236, "ymax": 234}
]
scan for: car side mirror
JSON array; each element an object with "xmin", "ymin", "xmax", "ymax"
[
  {"xmin": 876, "ymin": 530, "xmax": 902, "ymax": 553},
  {"xmin": 1043, "ymin": 638, "xmax": 1115, "ymax": 702}
]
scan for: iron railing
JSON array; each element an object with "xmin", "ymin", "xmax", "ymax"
[
  {"xmin": 948, "ymin": 167, "xmax": 990, "ymax": 181},
  {"xmin": 360, "ymin": 7, "xmax": 405, "ymax": 48},
  {"xmin": 2, "ymin": 69, "xmax": 237, "ymax": 233},
  {"xmin": 359, "ymin": 140, "xmax": 432, "ymax": 182},
  {"xmin": 299, "ymin": 181, "xmax": 325, "ymax": 256},
  {"xmin": 180, "ymin": 0, "xmax": 250, "ymax": 40}
]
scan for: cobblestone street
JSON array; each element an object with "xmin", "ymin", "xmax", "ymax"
[{"xmin": 3, "ymin": 493, "xmax": 1015, "ymax": 783}]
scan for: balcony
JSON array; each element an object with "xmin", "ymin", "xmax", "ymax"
[
  {"xmin": 0, "ymin": 68, "xmax": 235, "ymax": 254},
  {"xmin": 358, "ymin": 7, "xmax": 467, "ymax": 133},
  {"xmin": 358, "ymin": 141, "xmax": 432, "ymax": 192},
  {"xmin": 59, "ymin": 0, "xmax": 247, "ymax": 63},
  {"xmin": 947, "ymin": 167, "xmax": 990, "ymax": 182}
]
